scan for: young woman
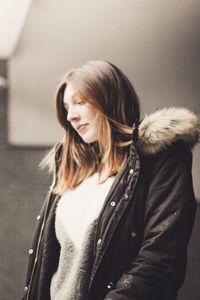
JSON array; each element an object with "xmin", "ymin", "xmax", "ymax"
[{"xmin": 22, "ymin": 60, "xmax": 199, "ymax": 300}]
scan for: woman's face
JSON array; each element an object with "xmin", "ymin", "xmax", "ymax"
[{"xmin": 63, "ymin": 83, "xmax": 99, "ymax": 143}]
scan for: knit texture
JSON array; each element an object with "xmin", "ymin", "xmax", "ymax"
[{"xmin": 50, "ymin": 173, "xmax": 115, "ymax": 300}]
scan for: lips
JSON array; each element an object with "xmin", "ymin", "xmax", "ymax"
[{"xmin": 76, "ymin": 124, "xmax": 88, "ymax": 132}]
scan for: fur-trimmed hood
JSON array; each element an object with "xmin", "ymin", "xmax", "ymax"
[
  {"xmin": 46, "ymin": 106, "xmax": 199, "ymax": 172},
  {"xmin": 138, "ymin": 107, "xmax": 199, "ymax": 155}
]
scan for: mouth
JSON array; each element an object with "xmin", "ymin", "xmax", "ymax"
[{"xmin": 76, "ymin": 124, "xmax": 88, "ymax": 132}]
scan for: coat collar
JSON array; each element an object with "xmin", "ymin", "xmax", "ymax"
[
  {"xmin": 137, "ymin": 107, "xmax": 199, "ymax": 155},
  {"xmin": 52, "ymin": 107, "xmax": 199, "ymax": 168}
]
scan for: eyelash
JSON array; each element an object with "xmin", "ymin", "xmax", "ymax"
[
  {"xmin": 64, "ymin": 100, "xmax": 84, "ymax": 111},
  {"xmin": 76, "ymin": 100, "xmax": 83, "ymax": 105}
]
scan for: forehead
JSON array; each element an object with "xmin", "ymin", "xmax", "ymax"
[{"xmin": 63, "ymin": 83, "xmax": 79, "ymax": 105}]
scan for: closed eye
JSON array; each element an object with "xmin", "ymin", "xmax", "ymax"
[
  {"xmin": 63, "ymin": 97, "xmax": 85, "ymax": 111},
  {"xmin": 75, "ymin": 100, "xmax": 84, "ymax": 105}
]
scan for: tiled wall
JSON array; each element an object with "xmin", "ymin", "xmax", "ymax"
[
  {"xmin": 0, "ymin": 60, "xmax": 51, "ymax": 299},
  {"xmin": 0, "ymin": 60, "xmax": 199, "ymax": 300}
]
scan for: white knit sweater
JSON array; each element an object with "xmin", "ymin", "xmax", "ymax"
[{"xmin": 50, "ymin": 173, "xmax": 115, "ymax": 300}]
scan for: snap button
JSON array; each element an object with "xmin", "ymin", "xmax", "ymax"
[
  {"xmin": 131, "ymin": 232, "xmax": 136, "ymax": 238},
  {"xmin": 29, "ymin": 249, "xmax": 34, "ymax": 254},
  {"xmin": 110, "ymin": 201, "xmax": 116, "ymax": 207},
  {"xmin": 97, "ymin": 239, "xmax": 102, "ymax": 245},
  {"xmin": 36, "ymin": 215, "xmax": 41, "ymax": 220},
  {"xmin": 129, "ymin": 169, "xmax": 134, "ymax": 174},
  {"xmin": 107, "ymin": 281, "xmax": 114, "ymax": 289},
  {"xmin": 124, "ymin": 193, "xmax": 128, "ymax": 199},
  {"xmin": 24, "ymin": 286, "xmax": 28, "ymax": 292}
]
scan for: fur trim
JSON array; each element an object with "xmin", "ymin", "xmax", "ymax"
[{"xmin": 138, "ymin": 107, "xmax": 200, "ymax": 155}]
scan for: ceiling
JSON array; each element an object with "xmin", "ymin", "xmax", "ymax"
[{"xmin": 0, "ymin": 0, "xmax": 32, "ymax": 58}]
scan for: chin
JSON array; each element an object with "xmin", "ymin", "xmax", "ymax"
[
  {"xmin": 82, "ymin": 138, "xmax": 96, "ymax": 144},
  {"xmin": 81, "ymin": 135, "xmax": 97, "ymax": 144}
]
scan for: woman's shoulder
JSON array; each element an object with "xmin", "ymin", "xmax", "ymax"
[
  {"xmin": 39, "ymin": 141, "xmax": 63, "ymax": 173},
  {"xmin": 136, "ymin": 106, "xmax": 199, "ymax": 157},
  {"xmin": 133, "ymin": 106, "xmax": 200, "ymax": 177}
]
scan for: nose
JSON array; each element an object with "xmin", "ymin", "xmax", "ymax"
[{"xmin": 67, "ymin": 107, "xmax": 80, "ymax": 122}]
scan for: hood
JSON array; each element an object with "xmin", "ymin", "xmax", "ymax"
[{"xmin": 137, "ymin": 107, "xmax": 200, "ymax": 155}]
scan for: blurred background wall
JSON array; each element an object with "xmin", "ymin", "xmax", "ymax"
[
  {"xmin": 9, "ymin": 0, "xmax": 199, "ymax": 146},
  {"xmin": 0, "ymin": 0, "xmax": 199, "ymax": 299}
]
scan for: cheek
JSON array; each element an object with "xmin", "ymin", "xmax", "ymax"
[
  {"xmin": 91, "ymin": 111, "xmax": 98, "ymax": 121},
  {"xmin": 85, "ymin": 107, "xmax": 98, "ymax": 123},
  {"xmin": 91, "ymin": 113, "xmax": 99, "ymax": 129}
]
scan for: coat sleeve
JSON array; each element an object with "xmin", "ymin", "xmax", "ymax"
[{"xmin": 104, "ymin": 141, "xmax": 197, "ymax": 300}]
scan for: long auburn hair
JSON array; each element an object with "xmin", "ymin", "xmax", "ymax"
[{"xmin": 41, "ymin": 60, "xmax": 140, "ymax": 195}]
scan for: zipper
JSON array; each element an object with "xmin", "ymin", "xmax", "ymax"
[{"xmin": 89, "ymin": 153, "xmax": 140, "ymax": 292}]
